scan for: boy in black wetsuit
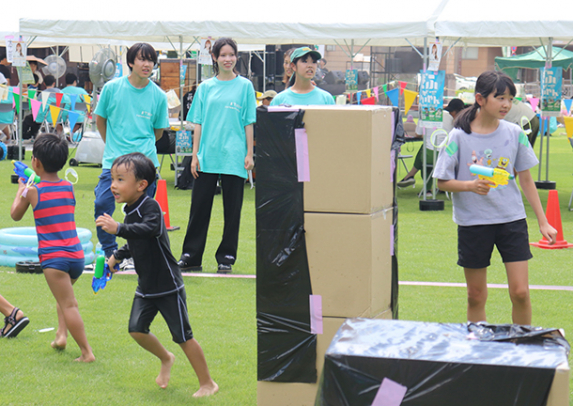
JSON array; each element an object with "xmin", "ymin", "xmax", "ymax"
[{"xmin": 96, "ymin": 152, "xmax": 218, "ymax": 397}]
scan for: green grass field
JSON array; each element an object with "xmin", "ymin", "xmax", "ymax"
[{"xmin": 0, "ymin": 131, "xmax": 572, "ymax": 405}]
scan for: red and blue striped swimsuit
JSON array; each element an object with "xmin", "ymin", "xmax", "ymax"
[{"xmin": 33, "ymin": 179, "xmax": 84, "ymax": 266}]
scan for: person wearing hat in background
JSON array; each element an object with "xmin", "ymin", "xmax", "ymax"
[
  {"xmin": 271, "ymin": 47, "xmax": 334, "ymax": 106},
  {"xmin": 257, "ymin": 90, "xmax": 277, "ymax": 106},
  {"xmin": 398, "ymin": 98, "xmax": 466, "ymax": 195}
]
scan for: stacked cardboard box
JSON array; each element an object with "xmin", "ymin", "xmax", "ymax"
[
  {"xmin": 258, "ymin": 106, "xmax": 396, "ymax": 405},
  {"xmin": 158, "ymin": 59, "xmax": 196, "ymax": 98}
]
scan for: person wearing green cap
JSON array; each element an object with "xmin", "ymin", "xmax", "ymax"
[{"xmin": 271, "ymin": 47, "xmax": 334, "ymax": 106}]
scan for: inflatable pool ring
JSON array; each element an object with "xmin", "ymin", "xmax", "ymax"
[
  {"xmin": 0, "ymin": 142, "xmax": 7, "ymax": 161},
  {"xmin": 0, "ymin": 227, "xmax": 94, "ymax": 268}
]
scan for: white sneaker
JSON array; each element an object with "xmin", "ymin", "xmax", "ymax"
[{"xmin": 119, "ymin": 258, "xmax": 135, "ymax": 272}]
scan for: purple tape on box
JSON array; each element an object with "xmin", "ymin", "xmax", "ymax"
[
  {"xmin": 390, "ymin": 149, "xmax": 396, "ymax": 183},
  {"xmin": 267, "ymin": 106, "xmax": 300, "ymax": 112},
  {"xmin": 390, "ymin": 224, "xmax": 394, "ymax": 256},
  {"xmin": 309, "ymin": 295, "xmax": 323, "ymax": 335},
  {"xmin": 372, "ymin": 378, "xmax": 407, "ymax": 406},
  {"xmin": 295, "ymin": 128, "xmax": 310, "ymax": 182}
]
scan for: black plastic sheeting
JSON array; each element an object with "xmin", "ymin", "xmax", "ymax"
[
  {"xmin": 255, "ymin": 107, "xmax": 317, "ymax": 383},
  {"xmin": 316, "ymin": 319, "xmax": 569, "ymax": 406},
  {"xmin": 255, "ymin": 106, "xmax": 404, "ymax": 384}
]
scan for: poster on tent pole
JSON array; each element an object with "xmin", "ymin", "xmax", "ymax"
[
  {"xmin": 198, "ymin": 38, "xmax": 213, "ymax": 65},
  {"xmin": 541, "ymin": 66, "xmax": 562, "ymax": 116},
  {"xmin": 419, "ymin": 70, "xmax": 445, "ymax": 127},
  {"xmin": 5, "ymin": 35, "xmax": 27, "ymax": 67}
]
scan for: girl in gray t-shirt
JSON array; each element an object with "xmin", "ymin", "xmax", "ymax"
[{"xmin": 434, "ymin": 70, "xmax": 557, "ymax": 326}]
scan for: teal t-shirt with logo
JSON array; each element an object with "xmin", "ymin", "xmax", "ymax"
[
  {"xmin": 270, "ymin": 87, "xmax": 335, "ymax": 106},
  {"xmin": 95, "ymin": 76, "xmax": 169, "ymax": 169},
  {"xmin": 187, "ymin": 75, "xmax": 256, "ymax": 179}
]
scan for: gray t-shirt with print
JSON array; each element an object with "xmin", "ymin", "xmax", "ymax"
[{"xmin": 433, "ymin": 120, "xmax": 538, "ymax": 226}]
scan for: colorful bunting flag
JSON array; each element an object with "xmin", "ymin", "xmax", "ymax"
[
  {"xmin": 366, "ymin": 89, "xmax": 371, "ymax": 98},
  {"xmin": 385, "ymin": 88, "xmax": 399, "ymax": 107},
  {"xmin": 373, "ymin": 86, "xmax": 379, "ymax": 101},
  {"xmin": 403, "ymin": 89, "xmax": 418, "ymax": 116},
  {"xmin": 563, "ymin": 99, "xmax": 572, "ymax": 115},
  {"xmin": 13, "ymin": 93, "xmax": 21, "ymax": 114},
  {"xmin": 399, "ymin": 81, "xmax": 407, "ymax": 95},
  {"xmin": 563, "ymin": 116, "xmax": 573, "ymax": 139},
  {"xmin": 41, "ymin": 92, "xmax": 50, "ymax": 110},
  {"xmin": 362, "ymin": 96, "xmax": 376, "ymax": 105},
  {"xmin": 30, "ymin": 99, "xmax": 41, "ymax": 121},
  {"xmin": 49, "ymin": 105, "xmax": 61, "ymax": 124},
  {"xmin": 68, "ymin": 111, "xmax": 80, "ymax": 130},
  {"xmin": 27, "ymin": 89, "xmax": 37, "ymax": 110},
  {"xmin": 55, "ymin": 93, "xmax": 63, "ymax": 108},
  {"xmin": 382, "ymin": 84, "xmax": 387, "ymax": 93},
  {"xmin": 357, "ymin": 91, "xmax": 362, "ymax": 105},
  {"xmin": 69, "ymin": 94, "xmax": 78, "ymax": 111},
  {"xmin": 528, "ymin": 96, "xmax": 539, "ymax": 112}
]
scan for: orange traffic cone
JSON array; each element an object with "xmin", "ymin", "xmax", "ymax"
[
  {"xmin": 155, "ymin": 179, "xmax": 180, "ymax": 231},
  {"xmin": 531, "ymin": 190, "xmax": 573, "ymax": 249}
]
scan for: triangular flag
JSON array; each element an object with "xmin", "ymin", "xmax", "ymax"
[
  {"xmin": 256, "ymin": 92, "xmax": 263, "ymax": 99},
  {"xmin": 399, "ymin": 81, "xmax": 408, "ymax": 95},
  {"xmin": 563, "ymin": 99, "xmax": 572, "ymax": 115},
  {"xmin": 373, "ymin": 86, "xmax": 379, "ymax": 101},
  {"xmin": 332, "ymin": 95, "xmax": 336, "ymax": 102},
  {"xmin": 563, "ymin": 116, "xmax": 573, "ymax": 139},
  {"xmin": 403, "ymin": 89, "xmax": 418, "ymax": 115},
  {"xmin": 385, "ymin": 88, "xmax": 399, "ymax": 107},
  {"xmin": 30, "ymin": 99, "xmax": 41, "ymax": 121},
  {"xmin": 49, "ymin": 105, "xmax": 61, "ymax": 124},
  {"xmin": 84, "ymin": 95, "xmax": 92, "ymax": 105},
  {"xmin": 12, "ymin": 87, "xmax": 20, "ymax": 94},
  {"xmin": 362, "ymin": 96, "xmax": 376, "ymax": 105},
  {"xmin": 69, "ymin": 94, "xmax": 78, "ymax": 111},
  {"xmin": 27, "ymin": 89, "xmax": 37, "ymax": 110},
  {"xmin": 68, "ymin": 111, "xmax": 80, "ymax": 129},
  {"xmin": 357, "ymin": 91, "xmax": 362, "ymax": 105},
  {"xmin": 366, "ymin": 89, "xmax": 371, "ymax": 98},
  {"xmin": 55, "ymin": 93, "xmax": 63, "ymax": 108},
  {"xmin": 515, "ymin": 96, "xmax": 522, "ymax": 101},
  {"xmin": 382, "ymin": 84, "xmax": 387, "ymax": 93},
  {"xmin": 13, "ymin": 93, "xmax": 21, "ymax": 114},
  {"xmin": 528, "ymin": 97, "xmax": 539, "ymax": 112},
  {"xmin": 42, "ymin": 92, "xmax": 50, "ymax": 110}
]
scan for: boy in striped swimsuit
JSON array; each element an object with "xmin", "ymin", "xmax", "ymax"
[{"xmin": 11, "ymin": 133, "xmax": 95, "ymax": 362}]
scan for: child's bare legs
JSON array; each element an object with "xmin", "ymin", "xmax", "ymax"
[
  {"xmin": 130, "ymin": 332, "xmax": 175, "ymax": 389},
  {"xmin": 464, "ymin": 267, "xmax": 488, "ymax": 322},
  {"xmin": 51, "ymin": 302, "xmax": 68, "ymax": 349},
  {"xmin": 179, "ymin": 338, "xmax": 219, "ymax": 397},
  {"xmin": 43, "ymin": 268, "xmax": 94, "ymax": 362},
  {"xmin": 0, "ymin": 294, "xmax": 26, "ymax": 334},
  {"xmin": 505, "ymin": 261, "xmax": 531, "ymax": 325}
]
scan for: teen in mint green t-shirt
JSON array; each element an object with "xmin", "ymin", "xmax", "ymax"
[
  {"xmin": 178, "ymin": 37, "xmax": 256, "ymax": 274},
  {"xmin": 270, "ymin": 46, "xmax": 334, "ymax": 106}
]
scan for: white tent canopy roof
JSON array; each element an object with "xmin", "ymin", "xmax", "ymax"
[
  {"xmin": 435, "ymin": 0, "xmax": 573, "ymax": 47},
  {"xmin": 17, "ymin": 0, "xmax": 446, "ymax": 47}
]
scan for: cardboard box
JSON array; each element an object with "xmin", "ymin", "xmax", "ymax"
[
  {"xmin": 318, "ymin": 319, "xmax": 570, "ymax": 406},
  {"xmin": 257, "ymin": 312, "xmax": 392, "ymax": 406},
  {"xmin": 305, "ymin": 210, "xmax": 393, "ymax": 318},
  {"xmin": 300, "ymin": 105, "xmax": 394, "ymax": 214}
]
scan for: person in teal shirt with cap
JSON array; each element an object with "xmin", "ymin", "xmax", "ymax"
[{"xmin": 271, "ymin": 47, "xmax": 335, "ymax": 106}]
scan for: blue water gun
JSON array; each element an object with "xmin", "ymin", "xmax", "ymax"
[
  {"xmin": 92, "ymin": 255, "xmax": 118, "ymax": 294},
  {"xmin": 13, "ymin": 160, "xmax": 41, "ymax": 184}
]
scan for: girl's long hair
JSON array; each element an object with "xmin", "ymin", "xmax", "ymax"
[
  {"xmin": 282, "ymin": 48, "xmax": 295, "ymax": 84},
  {"xmin": 454, "ymin": 70, "xmax": 516, "ymax": 134},
  {"xmin": 212, "ymin": 37, "xmax": 239, "ymax": 76},
  {"xmin": 287, "ymin": 53, "xmax": 320, "ymax": 88}
]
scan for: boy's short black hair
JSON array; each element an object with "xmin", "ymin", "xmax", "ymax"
[
  {"xmin": 33, "ymin": 133, "xmax": 68, "ymax": 173},
  {"xmin": 44, "ymin": 75, "xmax": 56, "ymax": 87},
  {"xmin": 65, "ymin": 73, "xmax": 77, "ymax": 85},
  {"xmin": 111, "ymin": 153, "xmax": 156, "ymax": 190},
  {"xmin": 126, "ymin": 43, "xmax": 157, "ymax": 71}
]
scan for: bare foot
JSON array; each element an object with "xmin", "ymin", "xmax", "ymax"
[
  {"xmin": 193, "ymin": 381, "xmax": 219, "ymax": 398},
  {"xmin": 74, "ymin": 353, "xmax": 96, "ymax": 363},
  {"xmin": 51, "ymin": 339, "xmax": 66, "ymax": 350},
  {"xmin": 156, "ymin": 352, "xmax": 175, "ymax": 389}
]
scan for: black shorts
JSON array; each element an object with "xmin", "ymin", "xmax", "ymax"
[
  {"xmin": 128, "ymin": 288, "xmax": 194, "ymax": 344},
  {"xmin": 457, "ymin": 219, "xmax": 533, "ymax": 269}
]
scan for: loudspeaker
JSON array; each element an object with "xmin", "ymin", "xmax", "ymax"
[
  {"xmin": 357, "ymin": 70, "xmax": 369, "ymax": 85},
  {"xmin": 394, "ymin": 51, "xmax": 424, "ymax": 73},
  {"xmin": 386, "ymin": 58, "xmax": 402, "ymax": 73},
  {"xmin": 324, "ymin": 70, "xmax": 345, "ymax": 85},
  {"xmin": 7, "ymin": 145, "xmax": 25, "ymax": 160}
]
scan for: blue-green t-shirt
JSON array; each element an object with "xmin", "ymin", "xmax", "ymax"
[
  {"xmin": 187, "ymin": 75, "xmax": 256, "ymax": 179},
  {"xmin": 62, "ymin": 86, "xmax": 89, "ymax": 123},
  {"xmin": 95, "ymin": 76, "xmax": 169, "ymax": 169},
  {"xmin": 0, "ymin": 88, "xmax": 14, "ymax": 125},
  {"xmin": 270, "ymin": 87, "xmax": 335, "ymax": 106}
]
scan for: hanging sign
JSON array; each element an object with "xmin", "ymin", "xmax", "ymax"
[
  {"xmin": 427, "ymin": 41, "xmax": 442, "ymax": 72},
  {"xmin": 345, "ymin": 69, "xmax": 358, "ymax": 92},
  {"xmin": 198, "ymin": 38, "xmax": 213, "ymax": 65},
  {"xmin": 541, "ymin": 66, "xmax": 562, "ymax": 116},
  {"xmin": 419, "ymin": 70, "xmax": 445, "ymax": 127}
]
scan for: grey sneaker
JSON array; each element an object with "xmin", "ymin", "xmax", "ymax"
[
  {"xmin": 119, "ymin": 258, "xmax": 135, "ymax": 272},
  {"xmin": 397, "ymin": 176, "xmax": 416, "ymax": 188},
  {"xmin": 217, "ymin": 264, "xmax": 232, "ymax": 274}
]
